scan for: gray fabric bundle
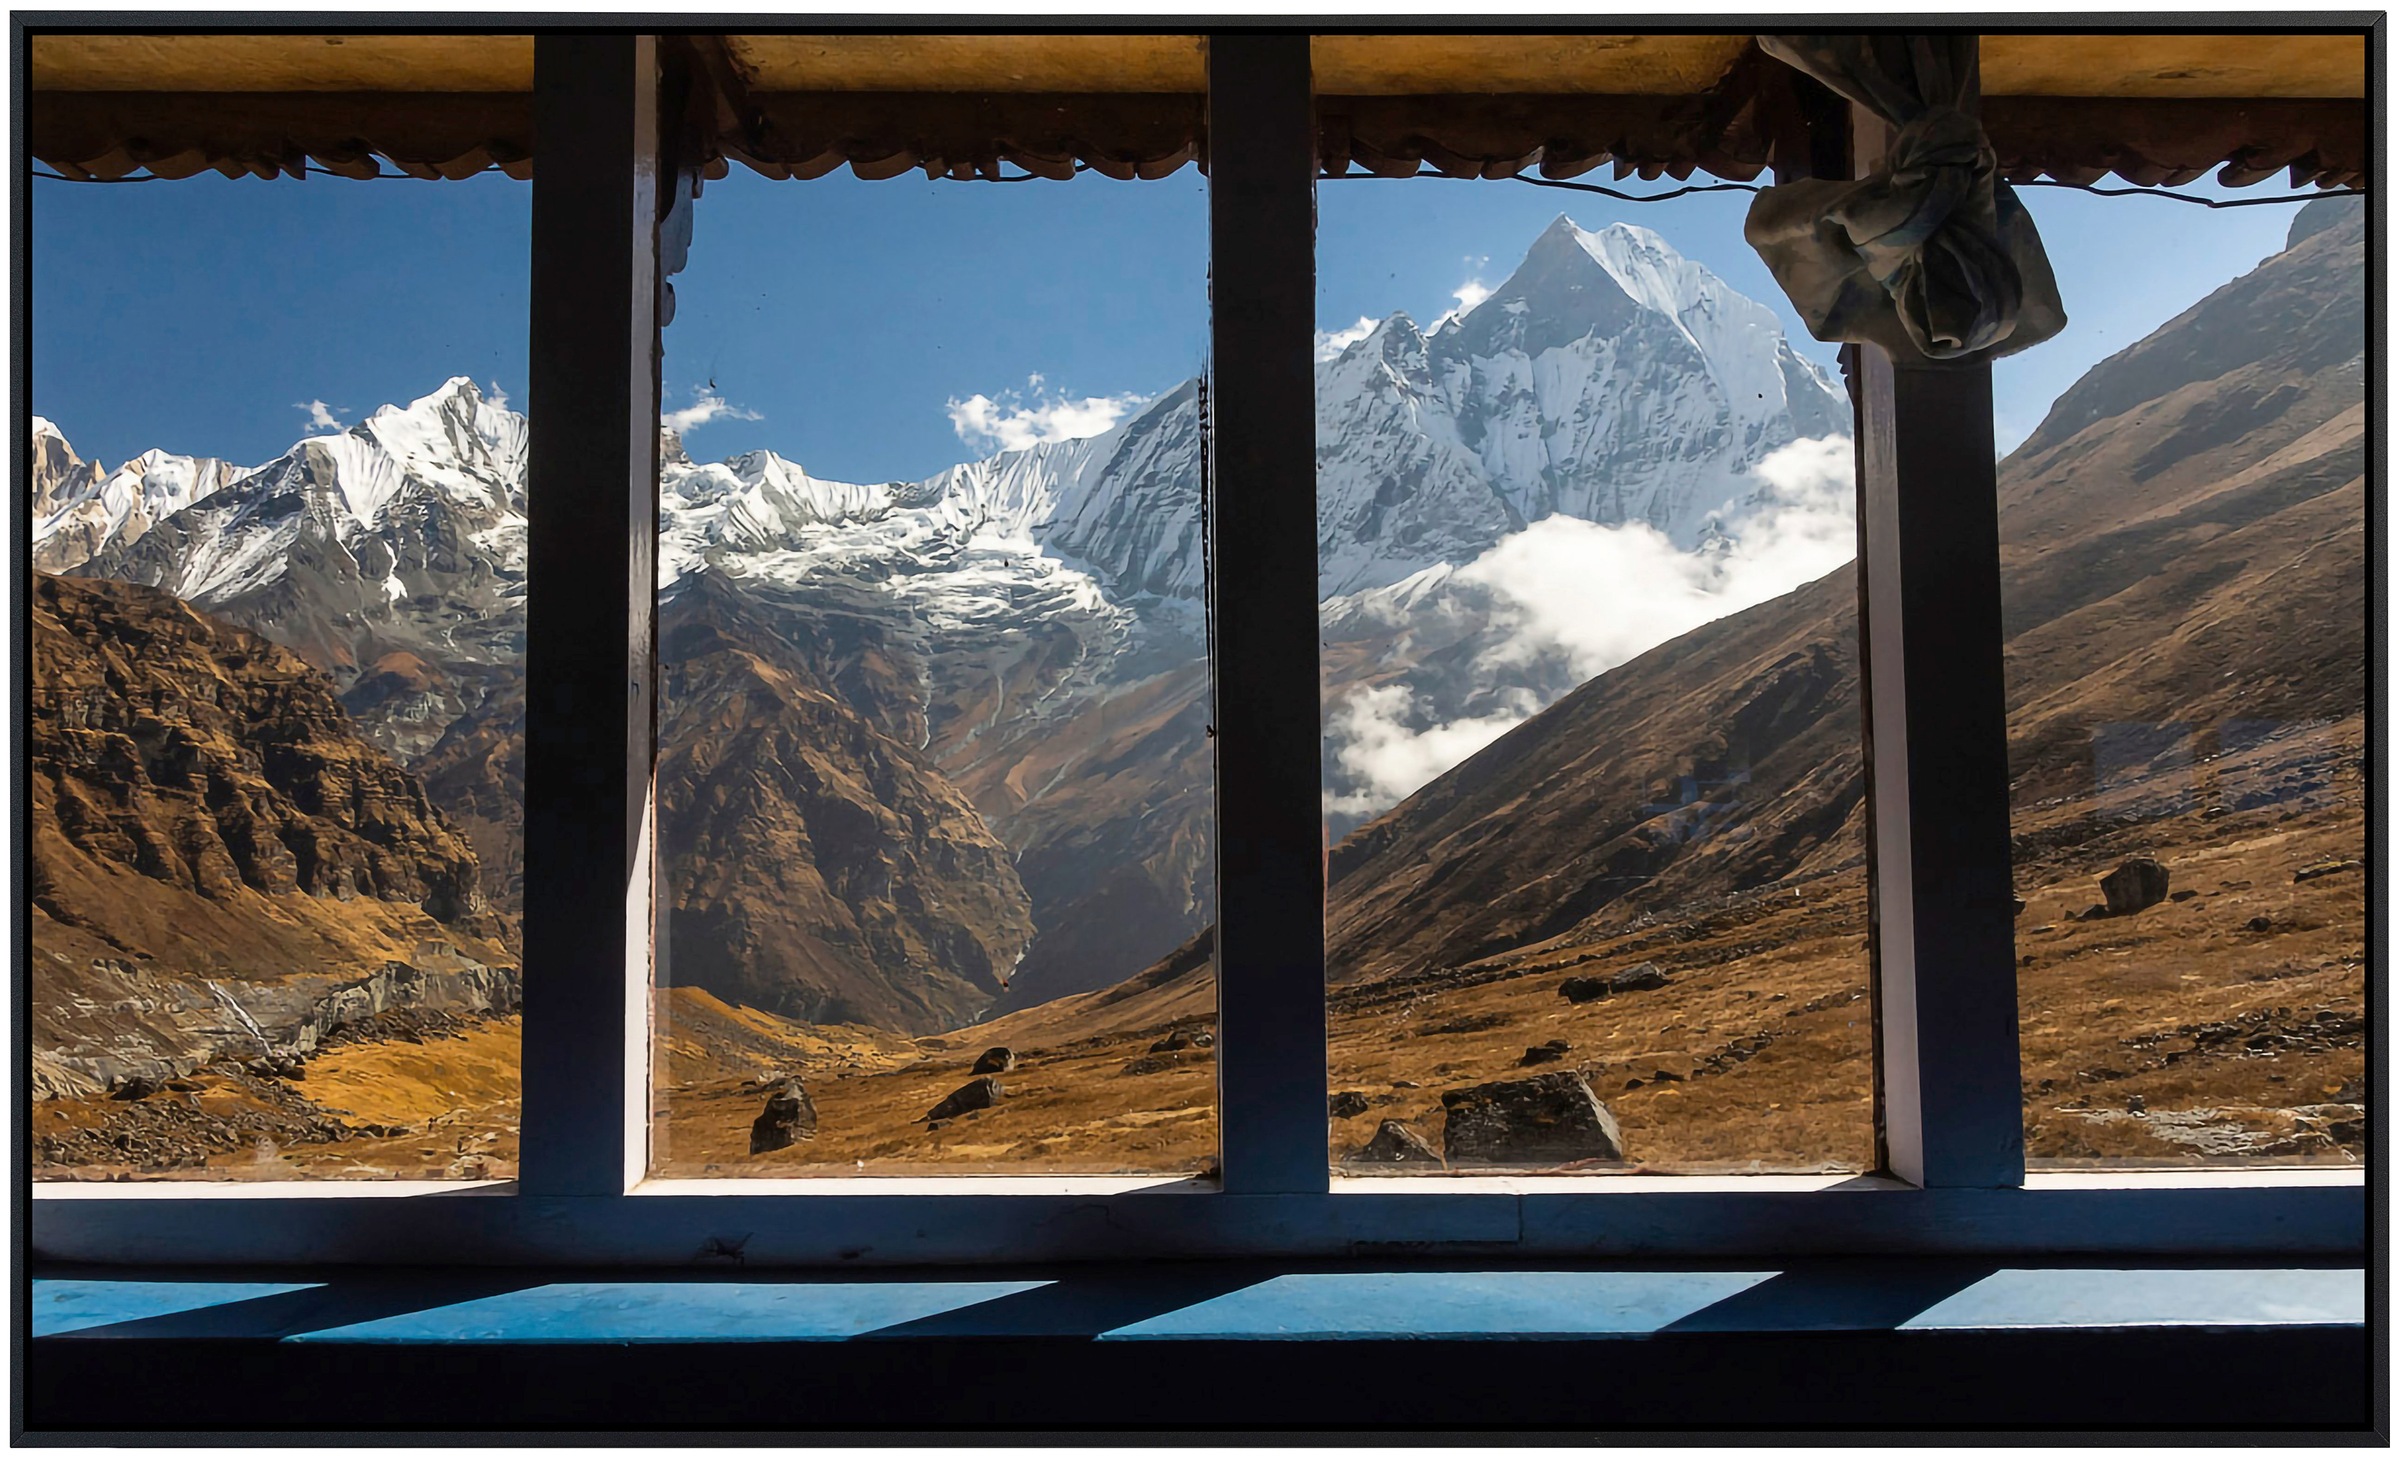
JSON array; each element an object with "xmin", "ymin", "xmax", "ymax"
[{"xmin": 1743, "ymin": 34, "xmax": 2066, "ymax": 363}]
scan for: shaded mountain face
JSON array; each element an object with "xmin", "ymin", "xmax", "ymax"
[
  {"xmin": 655, "ymin": 581, "xmax": 1037, "ymax": 1032},
  {"xmin": 29, "ymin": 572, "xmax": 515, "ymax": 1096},
  {"xmin": 1321, "ymin": 196, "xmax": 2365, "ymax": 988},
  {"xmin": 39, "ymin": 218, "xmax": 1848, "ymax": 1029},
  {"xmin": 1999, "ymin": 195, "xmax": 2365, "ymax": 798},
  {"xmin": 1326, "ymin": 566, "xmax": 1864, "ymax": 981}
]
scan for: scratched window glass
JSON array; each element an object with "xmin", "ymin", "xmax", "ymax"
[
  {"xmin": 2001, "ymin": 192, "xmax": 2367, "ymax": 1167},
  {"xmin": 31, "ymin": 162, "xmax": 530, "ymax": 1180},
  {"xmin": 1314, "ymin": 178, "xmax": 1873, "ymax": 1175}
]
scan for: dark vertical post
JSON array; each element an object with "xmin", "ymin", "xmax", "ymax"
[
  {"xmin": 520, "ymin": 34, "xmax": 661, "ymax": 1196},
  {"xmin": 1851, "ymin": 70, "xmax": 2026, "ymax": 1188},
  {"xmin": 1206, "ymin": 33, "xmax": 1330, "ymax": 1195}
]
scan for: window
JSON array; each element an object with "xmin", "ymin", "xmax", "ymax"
[
  {"xmin": 30, "ymin": 159, "xmax": 531, "ymax": 1181},
  {"xmin": 23, "ymin": 29, "xmax": 2368, "ymax": 1274},
  {"xmin": 643, "ymin": 118, "xmax": 1220, "ymax": 1178},
  {"xmin": 1313, "ymin": 176, "xmax": 1872, "ymax": 1175},
  {"xmin": 1997, "ymin": 185, "xmax": 2368, "ymax": 1167}
]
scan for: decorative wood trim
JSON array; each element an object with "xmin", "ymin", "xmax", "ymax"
[{"xmin": 27, "ymin": 84, "xmax": 2367, "ymax": 192}]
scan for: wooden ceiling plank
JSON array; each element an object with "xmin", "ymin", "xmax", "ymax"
[{"xmin": 32, "ymin": 34, "xmax": 533, "ymax": 93}]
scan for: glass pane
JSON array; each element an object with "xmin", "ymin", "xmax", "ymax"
[
  {"xmin": 31, "ymin": 153, "xmax": 529, "ymax": 1178},
  {"xmin": 1317, "ymin": 177, "xmax": 1872, "ymax": 1174},
  {"xmin": 2001, "ymin": 187, "xmax": 2367, "ymax": 1167},
  {"xmin": 648, "ymin": 43, "xmax": 1216, "ymax": 1175}
]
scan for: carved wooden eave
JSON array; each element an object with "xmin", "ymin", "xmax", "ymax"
[{"xmin": 25, "ymin": 31, "xmax": 2372, "ymax": 193}]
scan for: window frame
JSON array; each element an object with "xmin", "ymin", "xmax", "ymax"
[{"xmin": 21, "ymin": 28, "xmax": 2371, "ymax": 1267}]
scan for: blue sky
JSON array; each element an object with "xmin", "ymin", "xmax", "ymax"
[{"xmin": 34, "ymin": 163, "xmax": 2302, "ymax": 479}]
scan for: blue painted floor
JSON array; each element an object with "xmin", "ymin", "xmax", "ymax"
[{"xmin": 31, "ymin": 1261, "xmax": 2365, "ymax": 1345}]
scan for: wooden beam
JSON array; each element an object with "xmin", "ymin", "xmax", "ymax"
[
  {"xmin": 1205, "ymin": 33, "xmax": 1330, "ymax": 1196},
  {"xmin": 519, "ymin": 34, "xmax": 661, "ymax": 1197}
]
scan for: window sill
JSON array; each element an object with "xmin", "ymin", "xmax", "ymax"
[{"xmin": 30, "ymin": 1168, "xmax": 2365, "ymax": 1265}]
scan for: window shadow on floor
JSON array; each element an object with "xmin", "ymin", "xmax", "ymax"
[
  {"xmin": 851, "ymin": 1261, "xmax": 1272, "ymax": 1340},
  {"xmin": 39, "ymin": 1271, "xmax": 546, "ymax": 1342},
  {"xmin": 1657, "ymin": 1258, "xmax": 2000, "ymax": 1332}
]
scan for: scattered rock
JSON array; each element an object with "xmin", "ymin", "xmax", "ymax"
[
  {"xmin": 1149, "ymin": 1029, "xmax": 1199, "ymax": 1053},
  {"xmin": 2126, "ymin": 1094, "xmax": 2145, "ymax": 1115},
  {"xmin": 1650, "ymin": 1069, "xmax": 1683, "ymax": 1083},
  {"xmin": 2297, "ymin": 1104, "xmax": 2366, "ymax": 1145},
  {"xmin": 2247, "ymin": 914, "xmax": 2275, "ymax": 933},
  {"xmin": 2012, "ymin": 896, "xmax": 2028, "ymax": 918},
  {"xmin": 111, "ymin": 1076, "xmax": 160, "ymax": 1102},
  {"xmin": 2169, "ymin": 889, "xmax": 2199, "ymax": 903},
  {"xmin": 1440, "ymin": 1071, "xmax": 1624, "ymax": 1165},
  {"xmin": 923, "ymin": 1076, "xmax": 1003, "ymax": 1122},
  {"xmin": 1608, "ymin": 963, "xmax": 1670, "ymax": 993},
  {"xmin": 2100, "ymin": 857, "xmax": 2170, "ymax": 915},
  {"xmin": 1519, "ymin": 1039, "xmax": 1572, "ymax": 1066},
  {"xmin": 2076, "ymin": 903, "xmax": 2112, "ymax": 922},
  {"xmin": 1559, "ymin": 963, "xmax": 1670, "ymax": 1004},
  {"xmin": 1391, "ymin": 1079, "xmax": 1421, "ymax": 1089},
  {"xmin": 2294, "ymin": 859, "xmax": 2363, "ymax": 884},
  {"xmin": 1351, "ymin": 1119, "xmax": 1441, "ymax": 1166},
  {"xmin": 1327, "ymin": 1090, "xmax": 1372, "ymax": 1120},
  {"xmin": 1424, "ymin": 1012, "xmax": 1512, "ymax": 1035},
  {"xmin": 971, "ymin": 1046, "xmax": 1016, "ymax": 1074},
  {"xmin": 749, "ymin": 1078, "xmax": 819, "ymax": 1153},
  {"xmin": 1120, "ymin": 1054, "xmax": 1178, "ymax": 1077}
]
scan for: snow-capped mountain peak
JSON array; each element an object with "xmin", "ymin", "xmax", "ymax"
[
  {"xmin": 1312, "ymin": 213, "xmax": 1851, "ymax": 593},
  {"xmin": 30, "ymin": 420, "xmax": 245, "ymax": 575},
  {"xmin": 347, "ymin": 376, "xmax": 527, "ymax": 518}
]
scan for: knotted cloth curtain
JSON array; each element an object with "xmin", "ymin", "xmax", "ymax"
[{"xmin": 1743, "ymin": 34, "xmax": 2067, "ymax": 363}]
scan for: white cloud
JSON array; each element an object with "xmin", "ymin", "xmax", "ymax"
[
  {"xmin": 295, "ymin": 400, "xmax": 346, "ymax": 431},
  {"xmin": 662, "ymin": 387, "xmax": 761, "ymax": 434},
  {"xmin": 1429, "ymin": 276, "xmax": 1494, "ymax": 335},
  {"xmin": 1457, "ymin": 433, "xmax": 1857, "ymax": 684},
  {"xmin": 1324, "ymin": 682, "xmax": 1539, "ymax": 819},
  {"xmin": 1315, "ymin": 316, "xmax": 1379, "ymax": 363},
  {"xmin": 485, "ymin": 381, "xmax": 511, "ymax": 411},
  {"xmin": 947, "ymin": 377, "xmax": 1150, "ymax": 455},
  {"xmin": 1322, "ymin": 434, "xmax": 1859, "ymax": 817}
]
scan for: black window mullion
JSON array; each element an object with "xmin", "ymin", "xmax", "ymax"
[
  {"xmin": 1848, "ymin": 46, "xmax": 2027, "ymax": 1187},
  {"xmin": 1205, "ymin": 32, "xmax": 1333, "ymax": 1196},
  {"xmin": 519, "ymin": 32, "xmax": 663, "ymax": 1197}
]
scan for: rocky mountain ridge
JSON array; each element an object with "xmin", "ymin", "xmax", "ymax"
[
  {"xmin": 39, "ymin": 216, "xmax": 1851, "ymax": 1032},
  {"xmin": 30, "ymin": 572, "xmax": 516, "ymax": 1097}
]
